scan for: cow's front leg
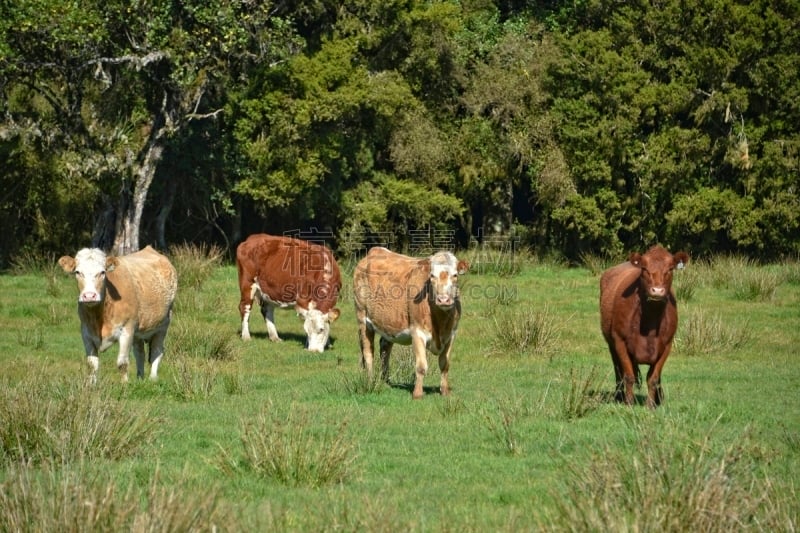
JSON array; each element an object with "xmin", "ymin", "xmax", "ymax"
[
  {"xmin": 612, "ymin": 337, "xmax": 636, "ymax": 405},
  {"xmin": 438, "ymin": 342, "xmax": 454, "ymax": 396},
  {"xmin": 116, "ymin": 330, "xmax": 133, "ymax": 383},
  {"xmin": 412, "ymin": 331, "xmax": 429, "ymax": 400},
  {"xmin": 261, "ymin": 303, "xmax": 281, "ymax": 342},
  {"xmin": 82, "ymin": 329, "xmax": 100, "ymax": 385},
  {"xmin": 645, "ymin": 345, "xmax": 672, "ymax": 408},
  {"xmin": 133, "ymin": 338, "xmax": 146, "ymax": 379}
]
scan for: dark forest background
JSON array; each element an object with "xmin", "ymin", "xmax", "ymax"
[{"xmin": 1, "ymin": 0, "xmax": 798, "ymax": 267}]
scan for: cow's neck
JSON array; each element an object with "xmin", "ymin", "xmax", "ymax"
[
  {"xmin": 78, "ymin": 300, "xmax": 107, "ymax": 336},
  {"xmin": 429, "ymin": 300, "xmax": 460, "ymax": 334},
  {"xmin": 638, "ymin": 297, "xmax": 667, "ymax": 332}
]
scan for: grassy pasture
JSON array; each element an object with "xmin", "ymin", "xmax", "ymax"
[{"xmin": 1, "ymin": 250, "xmax": 798, "ymax": 531}]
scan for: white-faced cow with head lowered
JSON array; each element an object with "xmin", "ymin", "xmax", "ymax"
[
  {"xmin": 354, "ymin": 247, "xmax": 469, "ymax": 399},
  {"xmin": 59, "ymin": 246, "xmax": 178, "ymax": 384},
  {"xmin": 236, "ymin": 234, "xmax": 342, "ymax": 353},
  {"xmin": 600, "ymin": 245, "xmax": 689, "ymax": 407}
]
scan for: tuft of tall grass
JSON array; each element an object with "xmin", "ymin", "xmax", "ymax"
[
  {"xmin": 459, "ymin": 246, "xmax": 530, "ymax": 277},
  {"xmin": 171, "ymin": 320, "xmax": 240, "ymax": 361},
  {"xmin": 544, "ymin": 420, "xmax": 792, "ymax": 532},
  {"xmin": 481, "ymin": 392, "xmax": 528, "ymax": 455},
  {"xmin": 169, "ymin": 242, "xmax": 224, "ymax": 290},
  {"xmin": 707, "ymin": 254, "xmax": 783, "ymax": 301},
  {"xmin": 331, "ymin": 369, "xmax": 386, "ymax": 395},
  {"xmin": 486, "ymin": 306, "xmax": 561, "ymax": 358},
  {"xmin": 0, "ymin": 464, "xmax": 229, "ymax": 532},
  {"xmin": 10, "ymin": 249, "xmax": 60, "ymax": 276},
  {"xmin": 0, "ymin": 378, "xmax": 159, "ymax": 466},
  {"xmin": 217, "ymin": 402, "xmax": 357, "ymax": 487},
  {"xmin": 559, "ymin": 366, "xmax": 604, "ymax": 420},
  {"xmin": 170, "ymin": 355, "xmax": 219, "ymax": 401},
  {"xmin": 580, "ymin": 252, "xmax": 615, "ymax": 276},
  {"xmin": 673, "ymin": 264, "xmax": 702, "ymax": 302},
  {"xmin": 678, "ymin": 309, "xmax": 752, "ymax": 356}
]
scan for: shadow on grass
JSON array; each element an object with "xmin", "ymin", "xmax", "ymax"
[{"xmin": 388, "ymin": 381, "xmax": 447, "ymax": 398}]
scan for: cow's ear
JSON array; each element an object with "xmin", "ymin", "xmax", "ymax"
[
  {"xmin": 629, "ymin": 252, "xmax": 643, "ymax": 266},
  {"xmin": 674, "ymin": 251, "xmax": 689, "ymax": 270},
  {"xmin": 457, "ymin": 260, "xmax": 469, "ymax": 275},
  {"xmin": 106, "ymin": 257, "xmax": 119, "ymax": 272},
  {"xmin": 328, "ymin": 308, "xmax": 341, "ymax": 322},
  {"xmin": 58, "ymin": 256, "xmax": 76, "ymax": 274},
  {"xmin": 295, "ymin": 304, "xmax": 309, "ymax": 318}
]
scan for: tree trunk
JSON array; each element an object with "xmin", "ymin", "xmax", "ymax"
[
  {"xmin": 155, "ymin": 176, "xmax": 177, "ymax": 251},
  {"xmin": 111, "ymin": 123, "xmax": 167, "ymax": 255}
]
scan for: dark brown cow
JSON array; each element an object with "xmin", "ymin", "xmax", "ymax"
[
  {"xmin": 353, "ymin": 247, "xmax": 468, "ymax": 399},
  {"xmin": 600, "ymin": 245, "xmax": 689, "ymax": 407},
  {"xmin": 236, "ymin": 234, "xmax": 341, "ymax": 352}
]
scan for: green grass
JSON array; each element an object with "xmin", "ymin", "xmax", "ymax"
[{"xmin": 1, "ymin": 255, "xmax": 798, "ymax": 531}]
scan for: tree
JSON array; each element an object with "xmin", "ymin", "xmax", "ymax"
[{"xmin": 0, "ymin": 0, "xmax": 298, "ymax": 255}]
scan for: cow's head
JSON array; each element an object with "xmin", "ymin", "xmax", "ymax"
[
  {"xmin": 58, "ymin": 248, "xmax": 118, "ymax": 305},
  {"xmin": 296, "ymin": 302, "xmax": 341, "ymax": 353},
  {"xmin": 427, "ymin": 251, "xmax": 469, "ymax": 309},
  {"xmin": 630, "ymin": 246, "xmax": 689, "ymax": 302}
]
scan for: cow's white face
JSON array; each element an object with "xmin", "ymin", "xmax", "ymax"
[
  {"xmin": 428, "ymin": 252, "xmax": 469, "ymax": 309},
  {"xmin": 297, "ymin": 304, "xmax": 341, "ymax": 353},
  {"xmin": 59, "ymin": 248, "xmax": 115, "ymax": 305}
]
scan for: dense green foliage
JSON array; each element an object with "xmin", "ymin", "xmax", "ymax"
[{"xmin": 1, "ymin": 0, "xmax": 798, "ymax": 266}]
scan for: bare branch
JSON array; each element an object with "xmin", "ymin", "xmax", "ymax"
[{"xmin": 83, "ymin": 51, "xmax": 167, "ymax": 71}]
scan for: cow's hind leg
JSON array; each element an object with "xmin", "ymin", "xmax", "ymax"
[
  {"xmin": 411, "ymin": 333, "xmax": 429, "ymax": 400},
  {"xmin": 133, "ymin": 338, "xmax": 146, "ymax": 379},
  {"xmin": 261, "ymin": 303, "xmax": 282, "ymax": 342},
  {"xmin": 379, "ymin": 338, "xmax": 393, "ymax": 382},
  {"xmin": 148, "ymin": 329, "xmax": 167, "ymax": 381},
  {"xmin": 357, "ymin": 312, "xmax": 376, "ymax": 379}
]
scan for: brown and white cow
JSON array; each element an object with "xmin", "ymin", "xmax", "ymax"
[
  {"xmin": 600, "ymin": 245, "xmax": 689, "ymax": 407},
  {"xmin": 58, "ymin": 246, "xmax": 178, "ymax": 383},
  {"xmin": 353, "ymin": 247, "xmax": 469, "ymax": 399},
  {"xmin": 236, "ymin": 234, "xmax": 341, "ymax": 353}
]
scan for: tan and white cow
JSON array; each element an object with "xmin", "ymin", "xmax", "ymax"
[
  {"xmin": 353, "ymin": 247, "xmax": 468, "ymax": 399},
  {"xmin": 58, "ymin": 246, "xmax": 178, "ymax": 383},
  {"xmin": 236, "ymin": 234, "xmax": 342, "ymax": 353}
]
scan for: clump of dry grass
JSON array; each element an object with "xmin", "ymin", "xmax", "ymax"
[{"xmin": 0, "ymin": 377, "xmax": 159, "ymax": 466}]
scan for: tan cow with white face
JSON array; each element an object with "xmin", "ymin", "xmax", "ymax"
[
  {"xmin": 354, "ymin": 247, "xmax": 468, "ymax": 399},
  {"xmin": 58, "ymin": 246, "xmax": 178, "ymax": 383}
]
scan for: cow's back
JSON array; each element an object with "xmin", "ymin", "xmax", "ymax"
[
  {"xmin": 237, "ymin": 234, "xmax": 340, "ymax": 311},
  {"xmin": 354, "ymin": 248, "xmax": 429, "ymax": 336},
  {"xmin": 599, "ymin": 261, "xmax": 640, "ymax": 340},
  {"xmin": 111, "ymin": 246, "xmax": 177, "ymax": 331}
]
